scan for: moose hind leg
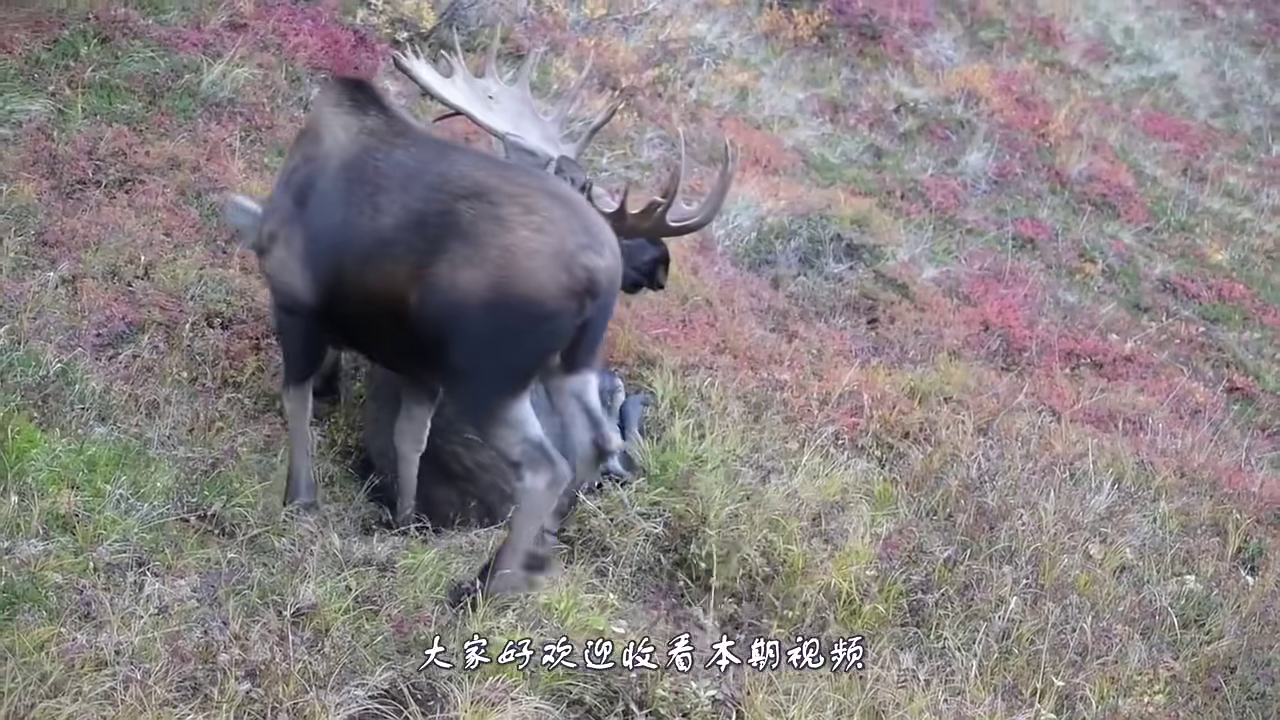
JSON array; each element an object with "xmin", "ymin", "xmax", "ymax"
[
  {"xmin": 282, "ymin": 384, "xmax": 318, "ymax": 510},
  {"xmin": 468, "ymin": 389, "xmax": 573, "ymax": 601},
  {"xmin": 275, "ymin": 307, "xmax": 330, "ymax": 511},
  {"xmin": 392, "ymin": 382, "xmax": 441, "ymax": 529}
]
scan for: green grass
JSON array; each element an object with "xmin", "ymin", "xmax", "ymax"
[{"xmin": 0, "ymin": 339, "xmax": 875, "ymax": 718}]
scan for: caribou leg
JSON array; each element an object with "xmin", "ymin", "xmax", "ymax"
[
  {"xmin": 392, "ymin": 382, "xmax": 441, "ymax": 529},
  {"xmin": 546, "ymin": 368, "xmax": 624, "ymax": 487}
]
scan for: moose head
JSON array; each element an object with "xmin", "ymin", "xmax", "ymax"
[{"xmin": 391, "ymin": 26, "xmax": 738, "ymax": 294}]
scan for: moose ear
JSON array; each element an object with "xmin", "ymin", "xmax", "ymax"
[{"xmin": 222, "ymin": 193, "xmax": 264, "ymax": 250}]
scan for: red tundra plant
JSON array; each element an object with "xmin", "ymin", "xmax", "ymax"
[
  {"xmin": 922, "ymin": 119, "xmax": 963, "ymax": 150},
  {"xmin": 144, "ymin": 1, "xmax": 387, "ymax": 79},
  {"xmin": 0, "ymin": 9, "xmax": 65, "ymax": 55},
  {"xmin": 1208, "ymin": 277, "xmax": 1255, "ymax": 304},
  {"xmin": 1010, "ymin": 12, "xmax": 1067, "ymax": 51},
  {"xmin": 1049, "ymin": 331, "xmax": 1160, "ymax": 384},
  {"xmin": 1028, "ymin": 366, "xmax": 1150, "ymax": 438},
  {"xmin": 1260, "ymin": 157, "xmax": 1280, "ymax": 184},
  {"xmin": 957, "ymin": 262, "xmax": 1045, "ymax": 369},
  {"xmin": 719, "ymin": 116, "xmax": 802, "ymax": 176},
  {"xmin": 1029, "ymin": 324, "xmax": 1265, "ymax": 481},
  {"xmin": 75, "ymin": 279, "xmax": 144, "ymax": 355},
  {"xmin": 1137, "ymin": 110, "xmax": 1212, "ymax": 160},
  {"xmin": 1163, "ymin": 273, "xmax": 1213, "ymax": 303},
  {"xmin": 946, "ymin": 260, "xmax": 1277, "ymax": 506},
  {"xmin": 919, "ymin": 176, "xmax": 966, "ymax": 215},
  {"xmin": 824, "ymin": 0, "xmax": 938, "ymax": 31},
  {"xmin": 75, "ymin": 4, "xmax": 239, "ymax": 56},
  {"xmin": 989, "ymin": 158, "xmax": 1027, "ymax": 184},
  {"xmin": 956, "ymin": 254, "xmax": 1178, "ymax": 386},
  {"xmin": 144, "ymin": 11, "xmax": 273, "ymax": 61},
  {"xmin": 609, "ymin": 241, "xmax": 873, "ymax": 436},
  {"xmin": 1077, "ymin": 38, "xmax": 1114, "ymax": 66},
  {"xmin": 1164, "ymin": 273, "xmax": 1280, "ymax": 331},
  {"xmin": 1223, "ymin": 371, "xmax": 1262, "ymax": 400},
  {"xmin": 14, "ymin": 119, "xmax": 242, "ymax": 279},
  {"xmin": 1011, "ymin": 216, "xmax": 1053, "ymax": 245},
  {"xmin": 990, "ymin": 69, "xmax": 1057, "ymax": 143},
  {"xmin": 254, "ymin": 1, "xmax": 386, "ymax": 79},
  {"xmin": 898, "ymin": 200, "xmax": 928, "ymax": 218},
  {"xmin": 1070, "ymin": 140, "xmax": 1150, "ymax": 226},
  {"xmin": 823, "ymin": 0, "xmax": 938, "ymax": 59},
  {"xmin": 952, "ymin": 72, "xmax": 1057, "ymax": 178}
]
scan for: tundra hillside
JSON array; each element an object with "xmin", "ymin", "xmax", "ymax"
[{"xmin": 1, "ymin": 0, "xmax": 1278, "ymax": 717}]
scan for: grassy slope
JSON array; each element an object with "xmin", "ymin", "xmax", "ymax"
[{"xmin": 2, "ymin": 0, "xmax": 1279, "ymax": 717}]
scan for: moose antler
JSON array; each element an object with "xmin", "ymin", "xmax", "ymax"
[
  {"xmin": 391, "ymin": 25, "xmax": 621, "ymax": 165},
  {"xmin": 393, "ymin": 25, "xmax": 739, "ymax": 241},
  {"xmin": 589, "ymin": 130, "xmax": 739, "ymax": 240}
]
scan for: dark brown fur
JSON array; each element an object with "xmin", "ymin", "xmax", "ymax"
[{"xmin": 224, "ymin": 76, "xmax": 625, "ymax": 607}]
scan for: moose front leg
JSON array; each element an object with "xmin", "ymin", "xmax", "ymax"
[
  {"xmin": 392, "ymin": 382, "xmax": 441, "ymax": 529},
  {"xmin": 275, "ymin": 306, "xmax": 329, "ymax": 512}
]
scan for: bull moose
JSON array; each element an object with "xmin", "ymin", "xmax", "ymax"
[
  {"xmin": 221, "ymin": 25, "xmax": 735, "ymax": 604},
  {"xmin": 349, "ymin": 28, "xmax": 737, "ymax": 531}
]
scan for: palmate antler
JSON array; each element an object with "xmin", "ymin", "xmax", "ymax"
[
  {"xmin": 589, "ymin": 130, "xmax": 738, "ymax": 240},
  {"xmin": 391, "ymin": 26, "xmax": 620, "ymax": 166},
  {"xmin": 391, "ymin": 26, "xmax": 738, "ymax": 241}
]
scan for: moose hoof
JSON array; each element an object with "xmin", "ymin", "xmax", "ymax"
[
  {"xmin": 283, "ymin": 498, "xmax": 320, "ymax": 515},
  {"xmin": 390, "ymin": 512, "xmax": 419, "ymax": 535},
  {"xmin": 448, "ymin": 560, "xmax": 543, "ymax": 610},
  {"xmin": 521, "ymin": 548, "xmax": 559, "ymax": 576},
  {"xmin": 493, "ymin": 567, "xmax": 540, "ymax": 596}
]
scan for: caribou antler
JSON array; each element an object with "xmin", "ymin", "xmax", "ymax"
[
  {"xmin": 391, "ymin": 25, "xmax": 621, "ymax": 166},
  {"xmin": 589, "ymin": 130, "xmax": 739, "ymax": 240}
]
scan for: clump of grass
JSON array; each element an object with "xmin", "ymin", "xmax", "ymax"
[
  {"xmin": 728, "ymin": 211, "xmax": 887, "ymax": 281},
  {"xmin": 195, "ymin": 46, "xmax": 260, "ymax": 104},
  {"xmin": 0, "ymin": 77, "xmax": 55, "ymax": 137}
]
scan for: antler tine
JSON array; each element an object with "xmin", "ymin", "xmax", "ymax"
[
  {"xmin": 514, "ymin": 44, "xmax": 542, "ymax": 89},
  {"xmin": 590, "ymin": 132, "xmax": 739, "ymax": 240},
  {"xmin": 393, "ymin": 25, "xmax": 618, "ymax": 165},
  {"xmin": 660, "ymin": 129, "xmax": 689, "ymax": 211},
  {"xmin": 667, "ymin": 136, "xmax": 738, "ymax": 227},
  {"xmin": 450, "ymin": 27, "xmax": 468, "ymax": 75},
  {"xmin": 620, "ymin": 130, "xmax": 686, "ymax": 221},
  {"xmin": 551, "ymin": 52, "xmax": 594, "ymax": 125},
  {"xmin": 482, "ymin": 25, "xmax": 502, "ymax": 79},
  {"xmin": 572, "ymin": 94, "xmax": 624, "ymax": 159}
]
